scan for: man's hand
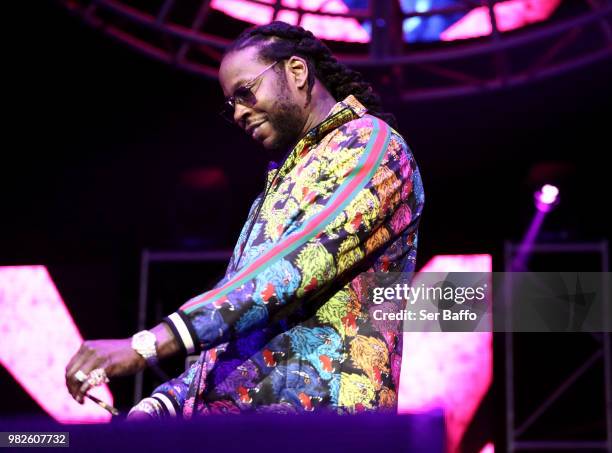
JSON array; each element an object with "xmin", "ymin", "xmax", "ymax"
[
  {"xmin": 65, "ymin": 338, "xmax": 146, "ymax": 404},
  {"xmin": 65, "ymin": 323, "xmax": 180, "ymax": 404}
]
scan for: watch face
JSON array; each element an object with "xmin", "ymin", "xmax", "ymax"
[
  {"xmin": 135, "ymin": 332, "xmax": 150, "ymax": 344},
  {"xmin": 133, "ymin": 331, "xmax": 157, "ymax": 356}
]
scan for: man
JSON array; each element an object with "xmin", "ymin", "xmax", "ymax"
[{"xmin": 65, "ymin": 21, "xmax": 424, "ymax": 418}]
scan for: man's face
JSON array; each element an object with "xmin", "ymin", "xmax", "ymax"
[{"xmin": 219, "ymin": 47, "xmax": 305, "ymax": 151}]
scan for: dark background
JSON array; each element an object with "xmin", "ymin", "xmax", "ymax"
[{"xmin": 2, "ymin": 1, "xmax": 610, "ymax": 447}]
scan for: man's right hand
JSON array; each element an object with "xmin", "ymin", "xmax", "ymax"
[
  {"xmin": 65, "ymin": 338, "xmax": 146, "ymax": 404},
  {"xmin": 64, "ymin": 323, "xmax": 181, "ymax": 404}
]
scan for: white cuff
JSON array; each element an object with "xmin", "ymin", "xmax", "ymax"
[
  {"xmin": 167, "ymin": 312, "xmax": 196, "ymax": 354},
  {"xmin": 152, "ymin": 392, "xmax": 178, "ymax": 417}
]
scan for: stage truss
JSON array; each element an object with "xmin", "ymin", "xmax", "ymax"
[{"xmin": 59, "ymin": 0, "xmax": 612, "ymax": 99}]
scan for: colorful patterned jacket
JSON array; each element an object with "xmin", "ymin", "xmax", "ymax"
[{"xmin": 147, "ymin": 95, "xmax": 425, "ymax": 417}]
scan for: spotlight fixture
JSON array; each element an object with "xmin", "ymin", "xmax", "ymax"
[{"xmin": 534, "ymin": 184, "xmax": 560, "ymax": 213}]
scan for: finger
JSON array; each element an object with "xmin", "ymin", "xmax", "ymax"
[
  {"xmin": 67, "ymin": 361, "xmax": 91, "ymax": 400},
  {"xmin": 73, "ymin": 359, "xmax": 101, "ymax": 401},
  {"xmin": 65, "ymin": 342, "xmax": 90, "ymax": 375},
  {"xmin": 75, "ymin": 362, "xmax": 107, "ymax": 403},
  {"xmin": 65, "ymin": 347, "xmax": 84, "ymax": 392},
  {"xmin": 64, "ymin": 348, "xmax": 81, "ymax": 379},
  {"xmin": 66, "ymin": 344, "xmax": 94, "ymax": 380},
  {"xmin": 77, "ymin": 381, "xmax": 92, "ymax": 404},
  {"xmin": 67, "ymin": 352, "xmax": 97, "ymax": 400}
]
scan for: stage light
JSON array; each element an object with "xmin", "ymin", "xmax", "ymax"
[
  {"xmin": 510, "ymin": 184, "xmax": 561, "ymax": 270},
  {"xmin": 0, "ymin": 266, "xmax": 113, "ymax": 423},
  {"xmin": 441, "ymin": 0, "xmax": 560, "ymax": 41},
  {"xmin": 479, "ymin": 442, "xmax": 495, "ymax": 453},
  {"xmin": 399, "ymin": 254, "xmax": 493, "ymax": 453},
  {"xmin": 534, "ymin": 184, "xmax": 560, "ymax": 212},
  {"xmin": 210, "ymin": 0, "xmax": 561, "ymax": 43}
]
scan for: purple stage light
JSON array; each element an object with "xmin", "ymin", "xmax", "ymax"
[
  {"xmin": 511, "ymin": 185, "xmax": 561, "ymax": 270},
  {"xmin": 534, "ymin": 184, "xmax": 560, "ymax": 212}
]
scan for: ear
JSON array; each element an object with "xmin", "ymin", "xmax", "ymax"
[{"xmin": 285, "ymin": 56, "xmax": 309, "ymax": 90}]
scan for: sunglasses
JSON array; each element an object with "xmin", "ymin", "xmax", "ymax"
[{"xmin": 219, "ymin": 60, "xmax": 279, "ymax": 124}]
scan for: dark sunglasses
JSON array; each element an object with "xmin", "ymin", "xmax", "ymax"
[{"xmin": 219, "ymin": 60, "xmax": 279, "ymax": 124}]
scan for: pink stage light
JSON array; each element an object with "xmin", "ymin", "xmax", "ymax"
[
  {"xmin": 210, "ymin": 0, "xmax": 370, "ymax": 42},
  {"xmin": 441, "ymin": 0, "xmax": 561, "ymax": 41},
  {"xmin": 398, "ymin": 254, "xmax": 493, "ymax": 453},
  {"xmin": 0, "ymin": 266, "xmax": 113, "ymax": 423},
  {"xmin": 418, "ymin": 253, "xmax": 493, "ymax": 273},
  {"xmin": 479, "ymin": 442, "xmax": 495, "ymax": 453}
]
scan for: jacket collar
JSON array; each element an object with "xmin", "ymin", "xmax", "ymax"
[
  {"xmin": 268, "ymin": 95, "xmax": 368, "ymax": 185},
  {"xmin": 301, "ymin": 94, "xmax": 368, "ymax": 147}
]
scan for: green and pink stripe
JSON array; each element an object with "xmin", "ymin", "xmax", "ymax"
[{"xmin": 181, "ymin": 116, "xmax": 392, "ymax": 314}]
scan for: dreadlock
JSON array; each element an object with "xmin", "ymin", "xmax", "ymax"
[{"xmin": 225, "ymin": 21, "xmax": 397, "ymax": 130}]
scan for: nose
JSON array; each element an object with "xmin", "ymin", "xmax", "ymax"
[{"xmin": 233, "ymin": 103, "xmax": 252, "ymax": 127}]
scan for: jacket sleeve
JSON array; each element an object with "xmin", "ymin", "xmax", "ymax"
[
  {"xmin": 130, "ymin": 361, "xmax": 199, "ymax": 418},
  {"xmin": 162, "ymin": 115, "xmax": 424, "ymax": 355}
]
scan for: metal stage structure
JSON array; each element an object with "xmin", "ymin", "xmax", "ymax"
[
  {"xmin": 60, "ymin": 0, "xmax": 612, "ymax": 101},
  {"xmin": 134, "ymin": 249, "xmax": 232, "ymax": 404},
  {"xmin": 504, "ymin": 241, "xmax": 611, "ymax": 452}
]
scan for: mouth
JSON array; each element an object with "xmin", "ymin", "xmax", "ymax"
[
  {"xmin": 374, "ymin": 366, "xmax": 382, "ymax": 386},
  {"xmin": 246, "ymin": 120, "xmax": 266, "ymax": 137},
  {"xmin": 319, "ymin": 355, "xmax": 333, "ymax": 373},
  {"xmin": 298, "ymin": 392, "xmax": 313, "ymax": 411}
]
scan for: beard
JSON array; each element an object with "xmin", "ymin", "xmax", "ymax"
[{"xmin": 264, "ymin": 82, "xmax": 305, "ymax": 152}]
